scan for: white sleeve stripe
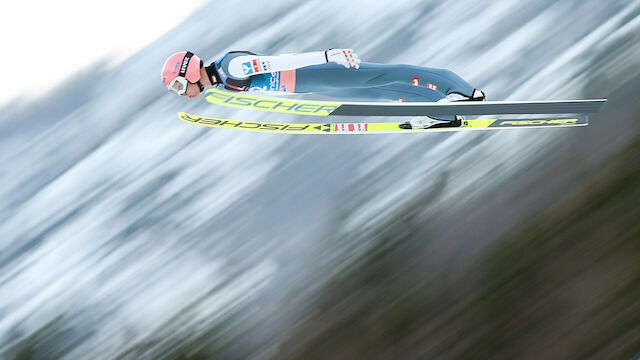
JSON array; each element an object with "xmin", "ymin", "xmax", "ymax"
[{"xmin": 227, "ymin": 52, "xmax": 327, "ymax": 78}]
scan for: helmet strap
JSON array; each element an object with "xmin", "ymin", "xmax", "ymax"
[{"xmin": 179, "ymin": 52, "xmax": 195, "ymax": 78}]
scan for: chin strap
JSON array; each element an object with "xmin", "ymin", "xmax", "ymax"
[{"xmin": 197, "ymin": 80, "xmax": 204, "ymax": 92}]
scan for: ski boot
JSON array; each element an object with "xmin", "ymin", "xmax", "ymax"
[
  {"xmin": 437, "ymin": 89, "xmax": 486, "ymax": 102},
  {"xmin": 399, "ymin": 115, "xmax": 463, "ymax": 129}
]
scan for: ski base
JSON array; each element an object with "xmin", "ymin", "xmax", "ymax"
[{"xmin": 178, "ymin": 112, "xmax": 588, "ymax": 134}]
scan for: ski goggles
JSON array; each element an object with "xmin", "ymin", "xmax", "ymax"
[{"xmin": 168, "ymin": 76, "xmax": 189, "ymax": 95}]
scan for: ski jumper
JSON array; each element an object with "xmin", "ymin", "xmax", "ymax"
[{"xmin": 207, "ymin": 51, "xmax": 477, "ymax": 120}]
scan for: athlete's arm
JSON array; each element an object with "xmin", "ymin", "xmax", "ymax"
[{"xmin": 226, "ymin": 49, "xmax": 361, "ymax": 78}]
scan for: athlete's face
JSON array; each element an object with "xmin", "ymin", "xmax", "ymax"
[{"xmin": 181, "ymin": 82, "xmax": 201, "ymax": 98}]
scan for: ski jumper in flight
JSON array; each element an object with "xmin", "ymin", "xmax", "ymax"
[{"xmin": 161, "ymin": 49, "xmax": 486, "ymax": 129}]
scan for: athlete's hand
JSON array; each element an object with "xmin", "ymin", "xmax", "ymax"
[{"xmin": 325, "ymin": 49, "xmax": 361, "ymax": 69}]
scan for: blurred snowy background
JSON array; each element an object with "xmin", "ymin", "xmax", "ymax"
[{"xmin": 1, "ymin": 1, "xmax": 639, "ymax": 359}]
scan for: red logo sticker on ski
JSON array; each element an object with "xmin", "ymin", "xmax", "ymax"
[{"xmin": 333, "ymin": 123, "xmax": 368, "ymax": 132}]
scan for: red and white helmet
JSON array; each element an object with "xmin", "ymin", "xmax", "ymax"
[{"xmin": 161, "ymin": 51, "xmax": 202, "ymax": 95}]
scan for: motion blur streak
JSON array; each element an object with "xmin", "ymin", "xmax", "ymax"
[{"xmin": 1, "ymin": 1, "xmax": 640, "ymax": 359}]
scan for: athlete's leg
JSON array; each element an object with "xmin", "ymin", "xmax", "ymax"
[
  {"xmin": 320, "ymin": 83, "xmax": 444, "ymax": 102},
  {"xmin": 294, "ymin": 62, "xmax": 476, "ymax": 98},
  {"xmin": 319, "ymin": 84, "xmax": 455, "ymax": 121}
]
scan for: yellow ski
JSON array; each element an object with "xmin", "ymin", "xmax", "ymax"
[{"xmin": 178, "ymin": 112, "xmax": 588, "ymax": 134}]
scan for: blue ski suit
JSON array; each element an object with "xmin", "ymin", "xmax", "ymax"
[{"xmin": 205, "ymin": 51, "xmax": 477, "ymax": 119}]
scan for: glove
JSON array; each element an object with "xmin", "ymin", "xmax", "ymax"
[{"xmin": 325, "ymin": 49, "xmax": 361, "ymax": 69}]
